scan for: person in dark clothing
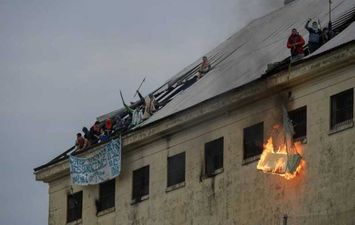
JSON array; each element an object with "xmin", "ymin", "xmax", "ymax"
[
  {"xmin": 89, "ymin": 121, "xmax": 101, "ymax": 142},
  {"xmin": 321, "ymin": 27, "xmax": 329, "ymax": 44},
  {"xmin": 82, "ymin": 127, "xmax": 94, "ymax": 142},
  {"xmin": 287, "ymin": 28, "xmax": 305, "ymax": 62},
  {"xmin": 305, "ymin": 19, "xmax": 321, "ymax": 53}
]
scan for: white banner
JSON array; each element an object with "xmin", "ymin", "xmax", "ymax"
[{"xmin": 69, "ymin": 139, "xmax": 121, "ymax": 185}]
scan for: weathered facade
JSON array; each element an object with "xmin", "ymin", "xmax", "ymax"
[
  {"xmin": 35, "ymin": 43, "xmax": 355, "ymax": 225},
  {"xmin": 34, "ymin": 1, "xmax": 355, "ymax": 224}
]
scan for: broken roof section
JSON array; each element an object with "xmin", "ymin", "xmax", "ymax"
[{"xmin": 99, "ymin": 0, "xmax": 355, "ymax": 127}]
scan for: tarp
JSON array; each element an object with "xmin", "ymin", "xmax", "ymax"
[{"xmin": 69, "ymin": 139, "xmax": 121, "ymax": 185}]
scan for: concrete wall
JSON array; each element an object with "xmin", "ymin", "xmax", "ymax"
[{"xmin": 46, "ymin": 65, "xmax": 355, "ymax": 225}]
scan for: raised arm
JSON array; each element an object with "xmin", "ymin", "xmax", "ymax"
[
  {"xmin": 137, "ymin": 91, "xmax": 145, "ymax": 104},
  {"xmin": 305, "ymin": 19, "xmax": 311, "ymax": 32}
]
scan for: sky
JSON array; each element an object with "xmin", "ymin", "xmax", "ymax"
[{"xmin": 0, "ymin": 0, "xmax": 283, "ymax": 224}]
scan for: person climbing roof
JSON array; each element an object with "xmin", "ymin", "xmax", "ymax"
[
  {"xmin": 305, "ymin": 19, "xmax": 321, "ymax": 53},
  {"xmin": 197, "ymin": 56, "xmax": 211, "ymax": 79},
  {"xmin": 287, "ymin": 28, "xmax": 305, "ymax": 62}
]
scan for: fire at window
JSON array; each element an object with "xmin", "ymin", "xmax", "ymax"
[{"xmin": 257, "ymin": 107, "xmax": 303, "ymax": 180}]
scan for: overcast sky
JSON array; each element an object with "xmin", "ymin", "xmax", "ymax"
[{"xmin": 0, "ymin": 1, "xmax": 283, "ymax": 224}]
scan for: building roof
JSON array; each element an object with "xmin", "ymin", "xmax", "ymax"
[
  {"xmin": 136, "ymin": 0, "xmax": 355, "ymax": 127},
  {"xmin": 35, "ymin": 0, "xmax": 355, "ymax": 172}
]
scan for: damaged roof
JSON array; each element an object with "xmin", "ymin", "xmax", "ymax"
[
  {"xmin": 35, "ymin": 0, "xmax": 355, "ymax": 171},
  {"xmin": 135, "ymin": 0, "xmax": 355, "ymax": 126}
]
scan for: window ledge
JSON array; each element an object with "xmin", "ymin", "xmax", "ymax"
[
  {"xmin": 329, "ymin": 120, "xmax": 354, "ymax": 135},
  {"xmin": 97, "ymin": 207, "xmax": 115, "ymax": 217},
  {"xmin": 166, "ymin": 181, "xmax": 185, "ymax": 193},
  {"xmin": 67, "ymin": 219, "xmax": 82, "ymax": 225},
  {"xmin": 202, "ymin": 168, "xmax": 224, "ymax": 180},
  {"xmin": 131, "ymin": 195, "xmax": 149, "ymax": 205},
  {"xmin": 242, "ymin": 155, "xmax": 260, "ymax": 166}
]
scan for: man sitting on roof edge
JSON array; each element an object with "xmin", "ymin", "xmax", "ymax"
[{"xmin": 197, "ymin": 56, "xmax": 211, "ymax": 79}]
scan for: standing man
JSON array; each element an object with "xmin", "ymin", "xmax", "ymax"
[
  {"xmin": 287, "ymin": 28, "xmax": 305, "ymax": 62},
  {"xmin": 305, "ymin": 19, "xmax": 321, "ymax": 53}
]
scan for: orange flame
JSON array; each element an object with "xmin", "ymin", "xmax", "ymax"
[{"xmin": 257, "ymin": 137, "xmax": 303, "ymax": 180}]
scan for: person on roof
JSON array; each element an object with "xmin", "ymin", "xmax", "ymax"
[
  {"xmin": 105, "ymin": 118, "xmax": 113, "ymax": 134},
  {"xmin": 137, "ymin": 91, "xmax": 157, "ymax": 120},
  {"xmin": 305, "ymin": 19, "xmax": 321, "ymax": 53},
  {"xmin": 197, "ymin": 56, "xmax": 211, "ymax": 79},
  {"xmin": 82, "ymin": 127, "xmax": 95, "ymax": 143},
  {"xmin": 99, "ymin": 129, "xmax": 110, "ymax": 143},
  {"xmin": 75, "ymin": 133, "xmax": 89, "ymax": 152},
  {"xmin": 89, "ymin": 121, "xmax": 101, "ymax": 141},
  {"xmin": 287, "ymin": 28, "xmax": 305, "ymax": 62}
]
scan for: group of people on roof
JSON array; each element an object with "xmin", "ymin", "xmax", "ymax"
[
  {"xmin": 74, "ymin": 19, "xmax": 338, "ymax": 152},
  {"xmin": 74, "ymin": 89, "xmax": 167, "ymax": 152},
  {"xmin": 75, "ymin": 119, "xmax": 115, "ymax": 152},
  {"xmin": 74, "ymin": 56, "xmax": 213, "ymax": 153},
  {"xmin": 73, "ymin": 53, "xmax": 214, "ymax": 152},
  {"xmin": 287, "ymin": 19, "xmax": 335, "ymax": 62}
]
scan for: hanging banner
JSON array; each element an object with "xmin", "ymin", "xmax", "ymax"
[{"xmin": 69, "ymin": 138, "xmax": 121, "ymax": 185}]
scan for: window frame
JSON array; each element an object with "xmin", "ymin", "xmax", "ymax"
[
  {"xmin": 243, "ymin": 122, "xmax": 264, "ymax": 164},
  {"xmin": 330, "ymin": 88, "xmax": 354, "ymax": 130},
  {"xmin": 132, "ymin": 165, "xmax": 150, "ymax": 203},
  {"xmin": 204, "ymin": 137, "xmax": 224, "ymax": 177},
  {"xmin": 167, "ymin": 152, "xmax": 186, "ymax": 188},
  {"xmin": 67, "ymin": 191, "xmax": 83, "ymax": 223},
  {"xmin": 288, "ymin": 106, "xmax": 307, "ymax": 141},
  {"xmin": 96, "ymin": 179, "xmax": 115, "ymax": 213}
]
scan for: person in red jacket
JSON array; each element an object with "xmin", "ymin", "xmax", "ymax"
[{"xmin": 287, "ymin": 28, "xmax": 305, "ymax": 62}]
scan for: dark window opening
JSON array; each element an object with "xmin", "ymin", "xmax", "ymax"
[
  {"xmin": 243, "ymin": 122, "xmax": 264, "ymax": 160},
  {"xmin": 67, "ymin": 191, "xmax": 82, "ymax": 223},
  {"xmin": 289, "ymin": 106, "xmax": 307, "ymax": 140},
  {"xmin": 331, "ymin": 88, "xmax": 353, "ymax": 129},
  {"xmin": 167, "ymin": 152, "xmax": 185, "ymax": 187},
  {"xmin": 205, "ymin": 137, "xmax": 224, "ymax": 177},
  {"xmin": 96, "ymin": 179, "xmax": 115, "ymax": 213},
  {"xmin": 132, "ymin": 166, "xmax": 149, "ymax": 203}
]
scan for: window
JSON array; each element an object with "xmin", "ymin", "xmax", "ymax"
[
  {"xmin": 243, "ymin": 122, "xmax": 264, "ymax": 160},
  {"xmin": 205, "ymin": 137, "xmax": 224, "ymax": 177},
  {"xmin": 331, "ymin": 88, "xmax": 353, "ymax": 129},
  {"xmin": 167, "ymin": 152, "xmax": 185, "ymax": 187},
  {"xmin": 67, "ymin": 191, "xmax": 82, "ymax": 223},
  {"xmin": 289, "ymin": 106, "xmax": 307, "ymax": 140},
  {"xmin": 132, "ymin": 166, "xmax": 149, "ymax": 203},
  {"xmin": 96, "ymin": 179, "xmax": 115, "ymax": 213}
]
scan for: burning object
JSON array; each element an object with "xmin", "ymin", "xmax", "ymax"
[{"xmin": 257, "ymin": 108, "xmax": 303, "ymax": 179}]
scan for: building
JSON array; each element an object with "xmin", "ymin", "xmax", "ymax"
[{"xmin": 34, "ymin": 0, "xmax": 355, "ymax": 224}]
